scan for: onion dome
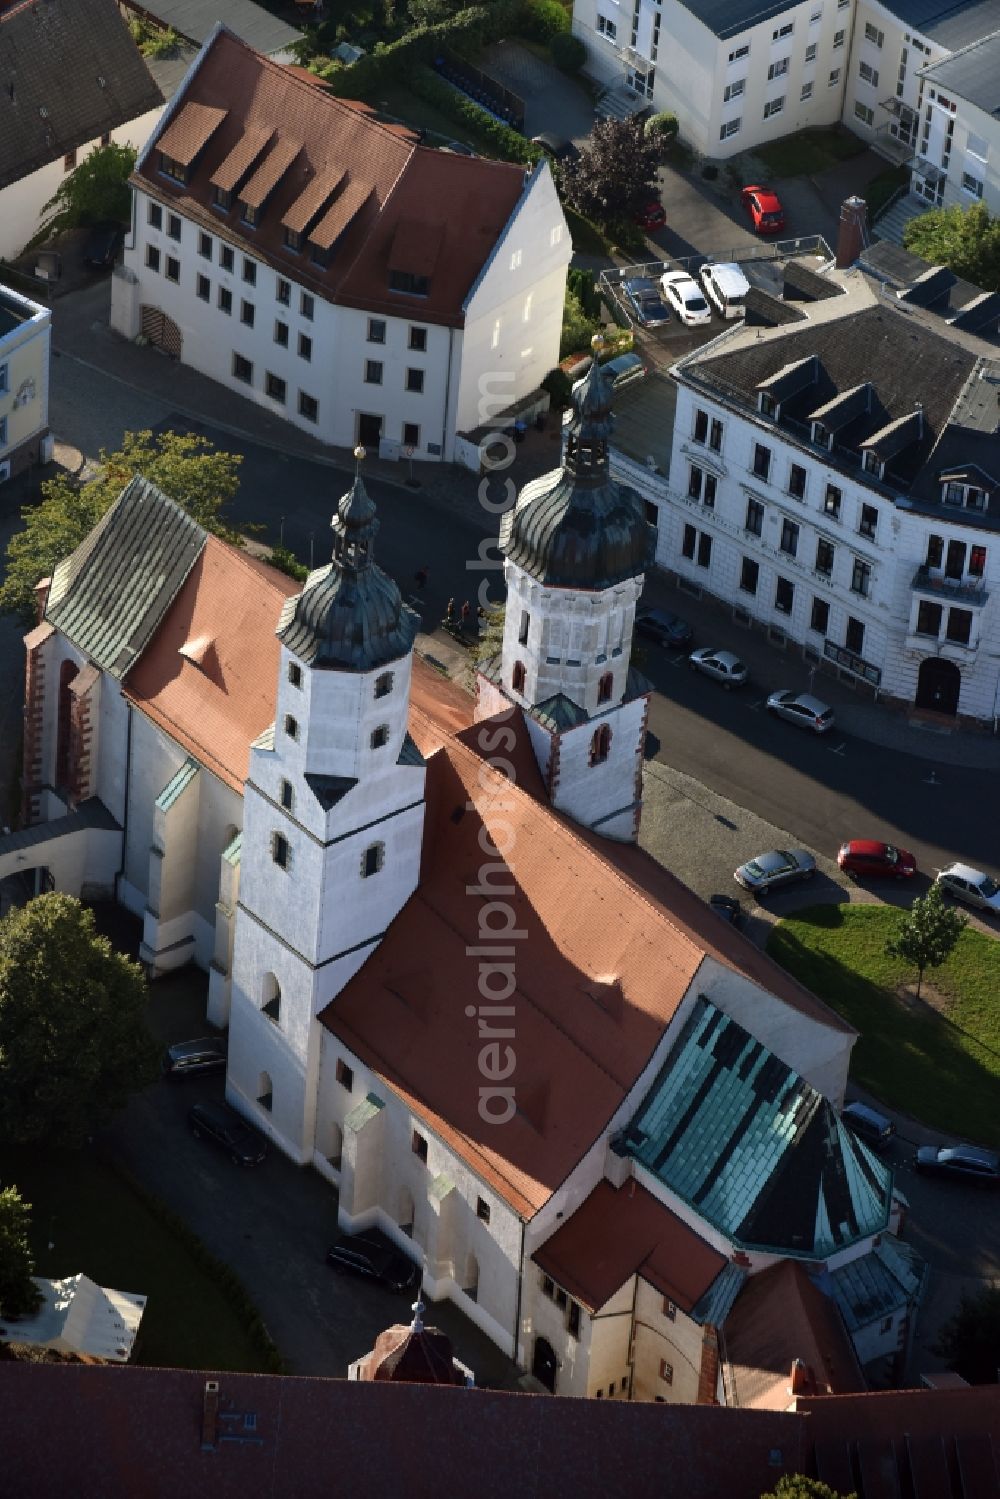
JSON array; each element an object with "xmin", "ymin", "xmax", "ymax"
[
  {"xmin": 500, "ymin": 338, "xmax": 654, "ymax": 589},
  {"xmin": 362, "ymin": 1301, "xmax": 468, "ymax": 1386},
  {"xmin": 277, "ymin": 450, "xmax": 419, "ymax": 670}
]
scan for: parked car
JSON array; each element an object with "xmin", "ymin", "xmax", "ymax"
[
  {"xmin": 82, "ymin": 222, "xmax": 124, "ymax": 269},
  {"xmin": 838, "ymin": 840, "xmax": 917, "ymax": 880},
  {"xmin": 188, "ymin": 1100, "xmax": 267, "ymax": 1166},
  {"xmin": 441, "ymin": 140, "xmax": 477, "ymax": 157},
  {"xmin": 688, "ymin": 647, "xmax": 748, "ymax": 688},
  {"xmin": 634, "ymin": 198, "xmax": 666, "ymax": 231},
  {"xmin": 572, "ymin": 351, "xmax": 647, "ymax": 397},
  {"xmin": 915, "ymin": 1144, "xmax": 1000, "ymax": 1185},
  {"xmin": 734, "ymin": 848, "xmax": 816, "ymax": 897},
  {"xmin": 530, "ymin": 133, "xmax": 578, "ymax": 164},
  {"xmin": 742, "ymin": 185, "xmax": 785, "ymax": 234},
  {"xmin": 841, "ymin": 1101, "xmax": 895, "ymax": 1153},
  {"xmin": 326, "ymin": 1230, "xmax": 421, "ymax": 1293},
  {"xmin": 635, "ymin": 605, "xmax": 692, "ymax": 648},
  {"xmin": 659, "ymin": 269, "xmax": 712, "ymax": 326},
  {"xmin": 622, "ymin": 276, "xmax": 671, "ymax": 329},
  {"xmin": 766, "ymin": 690, "xmax": 835, "ymax": 733},
  {"xmin": 699, "ymin": 261, "xmax": 750, "ymax": 320},
  {"xmin": 934, "ymin": 862, "xmax": 1000, "ymax": 914},
  {"xmin": 709, "ymin": 893, "xmax": 744, "ymax": 927},
  {"xmin": 162, "ymin": 1036, "xmax": 227, "ymax": 1079}
]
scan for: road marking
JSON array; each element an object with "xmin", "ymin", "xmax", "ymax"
[{"xmin": 828, "ymin": 741, "xmax": 847, "ymax": 756}]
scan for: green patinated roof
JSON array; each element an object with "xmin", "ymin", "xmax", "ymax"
[
  {"xmin": 624, "ymin": 997, "xmax": 892, "ymax": 1259},
  {"xmin": 155, "ymin": 757, "xmax": 199, "ymax": 813},
  {"xmin": 825, "ymin": 1236, "xmax": 927, "ymax": 1332},
  {"xmin": 397, "ymin": 732, "xmax": 425, "ymax": 768},
  {"xmin": 46, "ymin": 475, "xmax": 205, "ymax": 678}
]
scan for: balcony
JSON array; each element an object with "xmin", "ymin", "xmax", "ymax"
[{"xmin": 911, "ymin": 566, "xmax": 989, "ymax": 607}]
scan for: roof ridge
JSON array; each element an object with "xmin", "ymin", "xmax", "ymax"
[{"xmin": 202, "ymin": 532, "xmax": 300, "ymax": 598}]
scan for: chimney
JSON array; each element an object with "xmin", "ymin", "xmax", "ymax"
[
  {"xmin": 836, "ymin": 196, "xmax": 868, "ymax": 270},
  {"xmin": 201, "ymin": 1379, "xmax": 220, "ymax": 1450},
  {"xmin": 789, "ymin": 1358, "xmax": 811, "ymax": 1396}
]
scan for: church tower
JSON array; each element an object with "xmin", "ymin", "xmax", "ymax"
[
  {"xmin": 476, "ymin": 340, "xmax": 655, "ymax": 842},
  {"xmin": 225, "ymin": 453, "xmax": 424, "ymax": 1161}
]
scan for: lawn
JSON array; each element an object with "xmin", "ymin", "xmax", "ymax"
[
  {"xmin": 767, "ymin": 905, "xmax": 1000, "ymax": 1147},
  {"xmin": 0, "ymin": 1143, "xmax": 277, "ymax": 1372},
  {"xmin": 752, "ymin": 126, "xmax": 867, "ymax": 177},
  {"xmin": 372, "ymin": 85, "xmax": 491, "ymax": 154}
]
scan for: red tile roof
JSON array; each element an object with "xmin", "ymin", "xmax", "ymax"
[
  {"xmin": 136, "ymin": 30, "xmax": 528, "ymax": 327},
  {"xmin": 533, "ymin": 1180, "xmax": 727, "ymax": 1313}
]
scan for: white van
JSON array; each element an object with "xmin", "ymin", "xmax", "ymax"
[{"xmin": 700, "ymin": 262, "xmax": 750, "ymax": 321}]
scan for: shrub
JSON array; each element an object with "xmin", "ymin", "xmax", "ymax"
[
  {"xmin": 559, "ymin": 288, "xmax": 599, "ymax": 359},
  {"xmin": 567, "ymin": 266, "xmax": 601, "ymax": 320},
  {"xmin": 315, "ymin": 2, "xmax": 522, "ymax": 95},
  {"xmin": 646, "ymin": 111, "xmax": 679, "ymax": 147},
  {"xmin": 268, "ymin": 546, "xmax": 309, "ymax": 582},
  {"xmin": 409, "ymin": 66, "xmax": 541, "ymax": 163},
  {"xmin": 520, "ymin": 0, "xmax": 570, "ymax": 40},
  {"xmin": 541, "ymin": 367, "xmax": 573, "ymax": 407},
  {"xmin": 606, "ymin": 218, "xmax": 647, "ymax": 256},
  {"xmin": 550, "ymin": 31, "xmax": 585, "ymax": 71}
]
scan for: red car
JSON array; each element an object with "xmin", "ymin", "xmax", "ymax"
[
  {"xmin": 837, "ymin": 840, "xmax": 917, "ymax": 880},
  {"xmin": 742, "ymin": 185, "xmax": 785, "ymax": 234},
  {"xmin": 634, "ymin": 199, "xmax": 666, "ymax": 231}
]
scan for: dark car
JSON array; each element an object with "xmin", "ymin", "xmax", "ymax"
[
  {"xmin": 83, "ymin": 222, "xmax": 124, "ymax": 269},
  {"xmin": 635, "ymin": 606, "xmax": 693, "ymax": 648},
  {"xmin": 622, "ymin": 276, "xmax": 671, "ymax": 329},
  {"xmin": 163, "ymin": 1036, "xmax": 227, "ymax": 1079},
  {"xmin": 709, "ymin": 894, "xmax": 744, "ymax": 927},
  {"xmin": 734, "ymin": 848, "xmax": 816, "ymax": 897},
  {"xmin": 915, "ymin": 1144, "xmax": 1000, "ymax": 1185},
  {"xmin": 188, "ymin": 1100, "xmax": 267, "ymax": 1165},
  {"xmin": 842, "ymin": 1101, "xmax": 895, "ymax": 1153},
  {"xmin": 531, "ymin": 133, "xmax": 579, "ymax": 164},
  {"xmin": 838, "ymin": 840, "xmax": 917, "ymax": 880},
  {"xmin": 326, "ymin": 1230, "xmax": 420, "ymax": 1293}
]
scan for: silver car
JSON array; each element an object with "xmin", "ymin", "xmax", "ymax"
[
  {"xmin": 735, "ymin": 848, "xmax": 816, "ymax": 897},
  {"xmin": 934, "ymin": 862, "xmax": 1000, "ymax": 914},
  {"xmin": 767, "ymin": 690, "xmax": 835, "ymax": 733},
  {"xmin": 688, "ymin": 648, "xmax": 748, "ymax": 688}
]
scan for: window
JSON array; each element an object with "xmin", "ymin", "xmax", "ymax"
[
  {"xmin": 167, "ymin": 213, "xmax": 181, "ymax": 241},
  {"xmin": 810, "ymin": 597, "xmax": 829, "ymax": 634},
  {"xmin": 370, "ymin": 724, "xmax": 390, "ymax": 750},
  {"xmin": 805, "ymin": 42, "xmax": 817, "ymax": 62},
  {"xmin": 709, "ymin": 418, "xmax": 723, "ymax": 452},
  {"xmin": 801, "ymin": 82, "xmax": 814, "ymax": 101},
  {"xmin": 608, "ymin": 1381, "xmax": 616, "ymax": 1397},
  {"xmin": 663, "ymin": 1297, "xmax": 676, "ymax": 1320},
  {"xmin": 63, "ymin": 149, "xmax": 76, "ymax": 172},
  {"xmin": 788, "ymin": 463, "xmax": 807, "ymax": 499},
  {"xmin": 518, "ymin": 610, "xmax": 530, "ymax": 646},
  {"xmin": 146, "ymin": 244, "xmax": 160, "ymax": 272},
  {"xmin": 213, "ymin": 185, "xmax": 232, "ymax": 211},
  {"xmin": 298, "ymin": 391, "xmax": 318, "ymax": 423},
  {"xmin": 403, "ymin": 422, "xmax": 420, "ymax": 449},
  {"xmin": 165, "ymin": 256, "xmax": 180, "ymax": 283},
  {"xmin": 266, "ymin": 372, "xmax": 286, "ymax": 404},
  {"xmin": 720, "ymin": 117, "xmax": 742, "ymax": 141},
  {"xmin": 148, "ymin": 203, "xmax": 163, "ymax": 230},
  {"xmin": 815, "ymin": 539, "xmax": 834, "ymax": 576},
  {"xmin": 240, "ymin": 299, "xmax": 255, "ymax": 327},
  {"xmin": 763, "ymin": 96, "xmax": 785, "ymax": 118},
  {"xmin": 196, "ymin": 274, "xmax": 210, "ymax": 302},
  {"xmin": 833, "ymin": 29, "xmax": 845, "ymax": 47},
  {"xmin": 412, "ymin": 1130, "xmax": 428, "ymax": 1163},
  {"xmin": 753, "ymin": 444, "xmax": 771, "ymax": 480},
  {"xmin": 693, "ymin": 409, "xmax": 708, "ymax": 444},
  {"xmin": 288, "ymin": 661, "xmax": 302, "ymax": 688},
  {"xmin": 728, "ymin": 44, "xmax": 749, "ymax": 61},
  {"xmin": 740, "ymin": 557, "xmax": 759, "ymax": 594},
  {"xmin": 243, "ymin": 258, "xmax": 256, "ymax": 285},
  {"xmin": 916, "ymin": 600, "xmax": 942, "ymax": 636},
  {"xmin": 864, "ymin": 21, "xmax": 884, "ymax": 45},
  {"xmin": 946, "ymin": 608, "xmax": 972, "ymax": 645},
  {"xmin": 511, "ymin": 661, "xmax": 526, "ymax": 692},
  {"xmin": 218, "ymin": 287, "xmax": 232, "ymax": 315},
  {"xmin": 851, "ymin": 558, "xmax": 871, "ymax": 596},
  {"xmin": 298, "ymin": 333, "xmax": 312, "ymax": 362},
  {"xmin": 276, "ymin": 277, "xmax": 291, "ymax": 305},
  {"xmin": 746, "ymin": 498, "xmax": 764, "ymax": 536},
  {"xmin": 274, "ymin": 320, "xmax": 289, "ymax": 347},
  {"xmin": 961, "ymin": 171, "xmax": 984, "ymax": 199},
  {"xmin": 780, "ymin": 518, "xmax": 799, "ymax": 556},
  {"xmin": 232, "ymin": 352, "xmax": 252, "ymax": 384},
  {"xmin": 406, "ymin": 368, "xmax": 424, "ymax": 394},
  {"xmin": 284, "ymin": 228, "xmax": 301, "ymax": 253},
  {"xmin": 220, "ymin": 245, "xmax": 235, "ymax": 273},
  {"xmin": 854, "ymin": 102, "xmax": 875, "ymax": 126},
  {"xmin": 659, "ymin": 1360, "xmax": 674, "ymax": 1385},
  {"xmin": 926, "ymin": 534, "xmax": 944, "ymax": 569},
  {"xmin": 772, "ymin": 21, "xmax": 793, "ymax": 38},
  {"xmin": 859, "ymin": 504, "xmax": 878, "ymax": 539},
  {"xmin": 368, "ymin": 318, "xmax": 386, "ymax": 344},
  {"xmin": 829, "ymin": 67, "xmax": 841, "ymax": 84},
  {"xmin": 365, "ymin": 360, "xmax": 383, "ymax": 385},
  {"xmin": 845, "ymin": 617, "xmax": 865, "ymax": 654},
  {"xmin": 590, "ymin": 725, "xmax": 612, "ymax": 765},
  {"xmin": 859, "ymin": 61, "xmax": 879, "ymax": 86},
  {"xmin": 970, "ymin": 545, "xmax": 986, "ymax": 577},
  {"xmin": 824, "ymin": 484, "xmax": 842, "ymax": 518},
  {"xmin": 946, "ymin": 539, "xmax": 967, "ymax": 579},
  {"xmin": 767, "ymin": 58, "xmax": 789, "ymax": 80},
  {"xmin": 279, "ymin": 778, "xmax": 294, "ymax": 811},
  {"xmin": 598, "ymin": 671, "xmax": 613, "ymax": 704},
  {"xmin": 284, "ymin": 714, "xmax": 298, "ymax": 739},
  {"xmin": 408, "ymin": 326, "xmax": 428, "ymax": 353},
  {"xmin": 389, "ymin": 270, "xmax": 429, "ymax": 297},
  {"xmin": 682, "ymin": 523, "xmax": 696, "ymax": 560},
  {"xmin": 724, "ymin": 78, "xmax": 745, "ymax": 102},
  {"xmin": 198, "ymin": 231, "xmax": 212, "ymax": 260},
  {"xmin": 775, "ymin": 577, "xmax": 794, "ymax": 614},
  {"xmin": 362, "ymin": 842, "xmax": 384, "ymax": 878},
  {"xmin": 375, "ymin": 671, "xmax": 394, "ymax": 699},
  {"xmin": 698, "ymin": 532, "xmax": 712, "ymax": 568},
  {"xmin": 272, "ymin": 832, "xmax": 290, "ymax": 870},
  {"xmin": 542, "ymin": 1276, "xmax": 555, "ymax": 1299},
  {"xmin": 703, "ymin": 474, "xmax": 717, "ymax": 508},
  {"xmin": 688, "ymin": 465, "xmax": 703, "ymax": 500},
  {"xmin": 336, "ymin": 1058, "xmax": 354, "ymax": 1091},
  {"xmin": 300, "ymin": 292, "xmax": 314, "ymax": 320},
  {"xmin": 567, "ymin": 1301, "xmax": 581, "ymax": 1339},
  {"xmin": 597, "ymin": 14, "xmax": 617, "ymax": 38}
]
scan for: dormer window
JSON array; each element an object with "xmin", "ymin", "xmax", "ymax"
[
  {"xmin": 213, "ymin": 185, "xmax": 232, "ymax": 211},
  {"xmin": 160, "ymin": 154, "xmax": 186, "ymax": 184},
  {"xmin": 759, "ymin": 392, "xmax": 777, "ymax": 418},
  {"xmin": 390, "ymin": 270, "xmax": 429, "ymax": 297},
  {"xmin": 310, "ymin": 243, "xmax": 330, "ymax": 269},
  {"xmin": 241, "ymin": 202, "xmax": 259, "ymax": 228},
  {"xmin": 811, "ymin": 421, "xmax": 831, "ymax": 449},
  {"xmin": 943, "ymin": 481, "xmax": 987, "ymax": 510},
  {"xmin": 862, "ymin": 451, "xmax": 883, "ymax": 479},
  {"xmin": 284, "ymin": 227, "xmax": 302, "ymax": 253}
]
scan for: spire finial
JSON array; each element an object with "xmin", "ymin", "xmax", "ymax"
[
  {"xmin": 354, "ymin": 444, "xmax": 366, "ymax": 473},
  {"xmin": 410, "ymin": 1299, "xmax": 425, "ymax": 1334}
]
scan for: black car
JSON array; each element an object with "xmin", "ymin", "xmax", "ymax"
[
  {"xmin": 530, "ymin": 133, "xmax": 579, "ymax": 164},
  {"xmin": 326, "ymin": 1230, "xmax": 420, "ymax": 1293},
  {"xmin": 915, "ymin": 1144, "xmax": 999, "ymax": 1185},
  {"xmin": 188, "ymin": 1100, "xmax": 267, "ymax": 1165},
  {"xmin": 82, "ymin": 222, "xmax": 124, "ymax": 269},
  {"xmin": 709, "ymin": 894, "xmax": 744, "ymax": 928},
  {"xmin": 635, "ymin": 606, "xmax": 693, "ymax": 649},
  {"xmin": 162, "ymin": 1036, "xmax": 227, "ymax": 1080}
]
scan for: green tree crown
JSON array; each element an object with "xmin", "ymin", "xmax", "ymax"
[
  {"xmin": 39, "ymin": 143, "xmax": 137, "ymax": 239},
  {"xmin": 885, "ymin": 883, "xmax": 966, "ymax": 999},
  {"xmin": 902, "ymin": 202, "xmax": 1000, "ymax": 290},
  {"xmin": 0, "ymin": 1185, "xmax": 42, "ymax": 1320}
]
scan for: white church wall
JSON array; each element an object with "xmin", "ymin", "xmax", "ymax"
[
  {"xmin": 551, "ymin": 694, "xmax": 647, "ymax": 839},
  {"xmin": 122, "ymin": 710, "xmax": 187, "ymax": 913},
  {"xmin": 95, "ymin": 678, "xmax": 131, "ymax": 827}
]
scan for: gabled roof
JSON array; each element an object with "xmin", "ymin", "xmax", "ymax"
[
  {"xmin": 135, "ymin": 0, "xmax": 301, "ymax": 55},
  {"xmin": 823, "ymin": 1235, "xmax": 927, "ymax": 1334},
  {"xmin": 624, "ymin": 997, "xmax": 890, "ymax": 1256},
  {"xmin": 0, "ymin": 0, "xmax": 162, "ymax": 191}
]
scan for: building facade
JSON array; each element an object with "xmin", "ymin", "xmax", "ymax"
[{"xmin": 0, "ymin": 282, "xmax": 51, "ymax": 482}]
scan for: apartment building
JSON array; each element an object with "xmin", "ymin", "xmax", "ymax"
[
  {"xmin": 0, "ymin": 281, "xmax": 51, "ymax": 482},
  {"xmin": 908, "ymin": 29, "xmax": 1000, "ymax": 215},
  {"xmin": 111, "ymin": 27, "xmax": 570, "ymax": 462}
]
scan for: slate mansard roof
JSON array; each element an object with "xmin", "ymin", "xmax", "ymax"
[
  {"xmin": 0, "ymin": 0, "xmax": 162, "ymax": 191},
  {"xmin": 623, "ymin": 997, "xmax": 892, "ymax": 1257}
]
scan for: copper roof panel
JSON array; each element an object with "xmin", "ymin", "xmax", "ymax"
[
  {"xmin": 210, "ymin": 125, "xmax": 272, "ymax": 193},
  {"xmin": 157, "ymin": 101, "xmax": 227, "ymax": 167},
  {"xmin": 310, "ymin": 178, "xmax": 373, "ymax": 250},
  {"xmin": 241, "ymin": 135, "xmax": 301, "ymax": 209},
  {"xmin": 281, "ymin": 166, "xmax": 345, "ymax": 234}
]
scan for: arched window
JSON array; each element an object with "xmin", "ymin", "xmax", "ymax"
[
  {"xmin": 518, "ymin": 610, "xmax": 530, "ymax": 646},
  {"xmin": 280, "ymin": 779, "xmax": 294, "ymax": 811},
  {"xmin": 257, "ymin": 1071, "xmax": 273, "ymax": 1111},
  {"xmin": 511, "ymin": 661, "xmax": 526, "ymax": 693},
  {"xmin": 370, "ymin": 724, "xmax": 389, "ymax": 749},
  {"xmin": 261, "ymin": 973, "xmax": 281, "ymax": 1024},
  {"xmin": 590, "ymin": 725, "xmax": 612, "ymax": 765},
  {"xmin": 598, "ymin": 671, "xmax": 613, "ymax": 704},
  {"xmin": 361, "ymin": 842, "xmax": 384, "ymax": 878},
  {"xmin": 374, "ymin": 671, "xmax": 393, "ymax": 699},
  {"xmin": 271, "ymin": 832, "xmax": 290, "ymax": 870},
  {"xmin": 55, "ymin": 660, "xmax": 79, "ymax": 789},
  {"xmin": 288, "ymin": 661, "xmax": 302, "ymax": 688}
]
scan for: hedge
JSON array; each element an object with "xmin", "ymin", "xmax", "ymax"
[
  {"xmin": 409, "ymin": 67, "xmax": 542, "ymax": 164},
  {"xmin": 314, "ymin": 1, "xmax": 523, "ymax": 96}
]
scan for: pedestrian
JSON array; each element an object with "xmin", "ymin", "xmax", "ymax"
[
  {"xmin": 445, "ymin": 597, "xmax": 456, "ymax": 624},
  {"xmin": 460, "ymin": 599, "xmax": 471, "ymax": 628},
  {"xmin": 414, "ymin": 564, "xmax": 429, "ymax": 589}
]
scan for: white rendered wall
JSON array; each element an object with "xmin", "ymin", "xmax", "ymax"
[
  {"xmin": 632, "ymin": 1278, "xmax": 704, "ymax": 1405},
  {"xmin": 0, "ymin": 287, "xmax": 50, "ymax": 467}
]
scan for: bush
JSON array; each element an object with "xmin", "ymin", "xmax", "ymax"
[
  {"xmin": 409, "ymin": 66, "xmax": 541, "ymax": 163},
  {"xmin": 315, "ymin": 2, "xmax": 522, "ymax": 95},
  {"xmin": 268, "ymin": 546, "xmax": 309, "ymax": 582},
  {"xmin": 606, "ymin": 218, "xmax": 647, "ymax": 256},
  {"xmin": 520, "ymin": 0, "xmax": 570, "ymax": 40},
  {"xmin": 541, "ymin": 367, "xmax": 573, "ymax": 408},
  {"xmin": 559, "ymin": 288, "xmax": 599, "ymax": 359},
  {"xmin": 567, "ymin": 266, "xmax": 601, "ymax": 320},
  {"xmin": 646, "ymin": 111, "xmax": 679, "ymax": 146}
]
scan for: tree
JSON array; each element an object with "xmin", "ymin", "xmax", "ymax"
[
  {"xmin": 0, "ymin": 428, "xmax": 243, "ymax": 620},
  {"xmin": 561, "ymin": 115, "xmax": 662, "ymax": 225},
  {"xmin": 902, "ymin": 202, "xmax": 1000, "ymax": 291},
  {"xmin": 934, "ymin": 1285, "xmax": 1000, "ymax": 1384},
  {"xmin": 39, "ymin": 143, "xmax": 137, "ymax": 239},
  {"xmin": 885, "ymin": 883, "xmax": 966, "ymax": 1000},
  {"xmin": 550, "ymin": 32, "xmax": 586, "ymax": 72},
  {"xmin": 761, "ymin": 1479, "xmax": 855, "ymax": 1499},
  {"xmin": 646, "ymin": 111, "xmax": 679, "ymax": 151},
  {"xmin": 0, "ymin": 1186, "xmax": 42, "ymax": 1320},
  {"xmin": 0, "ymin": 895, "xmax": 159, "ymax": 1148}
]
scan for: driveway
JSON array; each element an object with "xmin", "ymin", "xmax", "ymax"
[{"xmin": 479, "ymin": 40, "xmax": 595, "ymax": 141}]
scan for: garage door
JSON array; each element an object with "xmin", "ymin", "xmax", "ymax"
[{"xmin": 140, "ymin": 305, "xmax": 183, "ymax": 358}]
